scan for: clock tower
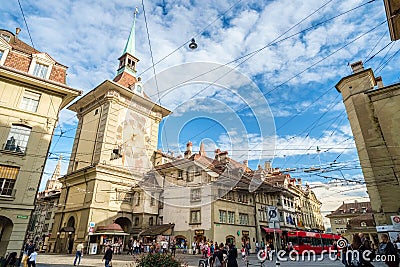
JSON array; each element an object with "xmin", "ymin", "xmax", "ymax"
[{"xmin": 49, "ymin": 8, "xmax": 171, "ymax": 253}]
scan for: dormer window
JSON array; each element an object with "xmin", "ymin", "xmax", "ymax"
[
  {"xmin": 134, "ymin": 83, "xmax": 144, "ymax": 96},
  {"xmin": 33, "ymin": 63, "xmax": 49, "ymax": 79},
  {"xmin": 0, "ymin": 37, "xmax": 11, "ymax": 66},
  {"xmin": 28, "ymin": 53, "xmax": 55, "ymax": 80},
  {"xmin": 0, "ymin": 33, "xmax": 10, "ymax": 42}
]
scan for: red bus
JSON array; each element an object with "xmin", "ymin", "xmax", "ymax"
[{"xmin": 287, "ymin": 231, "xmax": 341, "ymax": 254}]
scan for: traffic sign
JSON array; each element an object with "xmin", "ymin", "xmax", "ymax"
[
  {"xmin": 89, "ymin": 222, "xmax": 95, "ymax": 228},
  {"xmin": 391, "ymin": 216, "xmax": 400, "ymax": 229},
  {"xmin": 267, "ymin": 206, "xmax": 279, "ymax": 222}
]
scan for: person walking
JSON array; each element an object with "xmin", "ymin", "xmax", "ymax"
[
  {"xmin": 380, "ymin": 234, "xmax": 399, "ymax": 267},
  {"xmin": 27, "ymin": 249, "xmax": 37, "ymax": 267},
  {"xmin": 102, "ymin": 245, "xmax": 113, "ymax": 267},
  {"xmin": 227, "ymin": 243, "xmax": 238, "ymax": 267},
  {"xmin": 73, "ymin": 242, "xmax": 84, "ymax": 266}
]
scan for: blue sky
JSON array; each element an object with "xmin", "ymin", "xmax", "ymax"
[{"xmin": 2, "ymin": 0, "xmax": 399, "ymax": 223}]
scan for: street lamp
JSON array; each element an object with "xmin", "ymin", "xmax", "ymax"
[{"xmin": 189, "ymin": 38, "xmax": 198, "ymax": 49}]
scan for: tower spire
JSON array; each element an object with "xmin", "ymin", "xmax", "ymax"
[
  {"xmin": 114, "ymin": 7, "xmax": 140, "ymax": 88},
  {"xmin": 123, "ymin": 7, "xmax": 139, "ymax": 57},
  {"xmin": 45, "ymin": 155, "xmax": 63, "ymax": 192}
]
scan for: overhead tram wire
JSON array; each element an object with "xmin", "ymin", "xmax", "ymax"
[
  {"xmin": 173, "ymin": 3, "xmax": 380, "ymax": 149},
  {"xmin": 137, "ymin": 0, "xmax": 244, "ymax": 77},
  {"xmin": 17, "ymin": 0, "xmax": 34, "ymax": 49},
  {"xmin": 174, "ymin": 12, "xmax": 387, "ymax": 149},
  {"xmin": 47, "ymin": 16, "xmax": 386, "ymax": 165},
  {"xmin": 35, "ymin": 1, "xmax": 384, "ymax": 171},
  {"xmin": 363, "ymin": 30, "xmax": 388, "ymax": 63},
  {"xmin": 141, "ymin": 0, "xmax": 170, "ymax": 152},
  {"xmin": 146, "ymin": 0, "xmax": 377, "ymax": 99},
  {"xmin": 54, "ymin": 0, "xmax": 246, "ymax": 141},
  {"xmin": 47, "ymin": 0, "xmax": 373, "ymax": 143}
]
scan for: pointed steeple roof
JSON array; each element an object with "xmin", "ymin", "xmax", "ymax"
[
  {"xmin": 114, "ymin": 7, "xmax": 140, "ymax": 88},
  {"xmin": 123, "ymin": 7, "xmax": 138, "ymax": 57},
  {"xmin": 199, "ymin": 142, "xmax": 207, "ymax": 157},
  {"xmin": 45, "ymin": 155, "xmax": 63, "ymax": 191},
  {"xmin": 51, "ymin": 155, "xmax": 62, "ymax": 180}
]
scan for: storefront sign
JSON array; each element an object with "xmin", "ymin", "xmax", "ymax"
[
  {"xmin": 242, "ymin": 230, "xmax": 249, "ymax": 236},
  {"xmin": 195, "ymin": 230, "xmax": 204, "ymax": 235}
]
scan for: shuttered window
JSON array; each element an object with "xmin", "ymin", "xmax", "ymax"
[{"xmin": 0, "ymin": 165, "xmax": 19, "ymax": 196}]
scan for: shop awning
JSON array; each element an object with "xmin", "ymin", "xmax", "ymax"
[
  {"xmin": 60, "ymin": 227, "xmax": 75, "ymax": 232},
  {"xmin": 138, "ymin": 223, "xmax": 175, "ymax": 237},
  {"xmin": 262, "ymin": 227, "xmax": 282, "ymax": 234},
  {"xmin": 92, "ymin": 232, "xmax": 129, "ymax": 236},
  {"xmin": 94, "ymin": 223, "xmax": 129, "ymax": 235}
]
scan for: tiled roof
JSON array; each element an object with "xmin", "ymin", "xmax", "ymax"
[{"xmin": 326, "ymin": 201, "xmax": 372, "ymax": 217}]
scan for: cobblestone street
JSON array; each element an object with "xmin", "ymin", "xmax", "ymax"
[{"xmin": 34, "ymin": 252, "xmax": 389, "ymax": 267}]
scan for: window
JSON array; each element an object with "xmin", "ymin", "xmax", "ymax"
[
  {"xmin": 111, "ymin": 147, "xmax": 123, "ymax": 160},
  {"xmin": 134, "ymin": 217, "xmax": 139, "ymax": 226},
  {"xmin": 32, "ymin": 63, "xmax": 49, "ymax": 79},
  {"xmin": 219, "ymin": 210, "xmax": 227, "ymax": 223},
  {"xmin": 20, "ymin": 91, "xmax": 40, "ymax": 112},
  {"xmin": 239, "ymin": 213, "xmax": 249, "ymax": 225},
  {"xmin": 135, "ymin": 192, "xmax": 141, "ymax": 206},
  {"xmin": 1, "ymin": 34, "xmax": 10, "ymax": 42},
  {"xmin": 190, "ymin": 210, "xmax": 201, "ymax": 224},
  {"xmin": 149, "ymin": 217, "xmax": 153, "ymax": 226},
  {"xmin": 177, "ymin": 170, "xmax": 183, "ymax": 180},
  {"xmin": 187, "ymin": 167, "xmax": 195, "ymax": 182},
  {"xmin": 150, "ymin": 192, "xmax": 155, "ymax": 206},
  {"xmin": 191, "ymin": 188, "xmax": 201, "ymax": 202},
  {"xmin": 228, "ymin": 211, "xmax": 235, "ymax": 224},
  {"xmin": 0, "ymin": 165, "xmax": 19, "ymax": 196},
  {"xmin": 4, "ymin": 125, "xmax": 31, "ymax": 154},
  {"xmin": 0, "ymin": 50, "xmax": 3, "ymax": 60},
  {"xmin": 361, "ymin": 222, "xmax": 367, "ymax": 227}
]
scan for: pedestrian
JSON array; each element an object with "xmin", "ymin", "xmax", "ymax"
[
  {"xmin": 213, "ymin": 243, "xmax": 227, "ymax": 267},
  {"xmin": 380, "ymin": 234, "xmax": 399, "ymax": 267},
  {"xmin": 22, "ymin": 240, "xmax": 35, "ymax": 267},
  {"xmin": 192, "ymin": 241, "xmax": 197, "ymax": 255},
  {"xmin": 227, "ymin": 243, "xmax": 238, "ymax": 267},
  {"xmin": 27, "ymin": 249, "xmax": 38, "ymax": 267},
  {"xmin": 73, "ymin": 241, "xmax": 84, "ymax": 266},
  {"xmin": 255, "ymin": 240, "xmax": 260, "ymax": 254},
  {"xmin": 102, "ymin": 245, "xmax": 113, "ymax": 267}
]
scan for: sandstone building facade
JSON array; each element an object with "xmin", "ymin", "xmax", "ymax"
[
  {"xmin": 0, "ymin": 28, "xmax": 81, "ymax": 256},
  {"xmin": 336, "ymin": 61, "xmax": 400, "ymax": 228}
]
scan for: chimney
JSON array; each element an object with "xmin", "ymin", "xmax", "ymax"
[
  {"xmin": 219, "ymin": 151, "xmax": 229, "ymax": 163},
  {"xmin": 375, "ymin": 76, "xmax": 384, "ymax": 88},
  {"xmin": 243, "ymin": 160, "xmax": 248, "ymax": 167},
  {"xmin": 264, "ymin": 161, "xmax": 272, "ymax": 172},
  {"xmin": 350, "ymin": 61, "xmax": 364, "ymax": 74},
  {"xmin": 14, "ymin": 27, "xmax": 21, "ymax": 43},
  {"xmin": 214, "ymin": 148, "xmax": 221, "ymax": 161},
  {"xmin": 184, "ymin": 141, "xmax": 192, "ymax": 159}
]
